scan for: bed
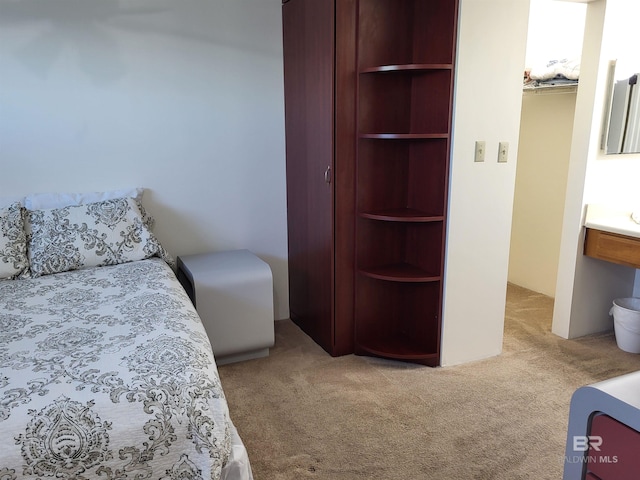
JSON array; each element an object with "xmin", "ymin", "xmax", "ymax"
[{"xmin": 0, "ymin": 191, "xmax": 253, "ymax": 480}]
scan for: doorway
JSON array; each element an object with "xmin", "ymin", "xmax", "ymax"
[{"xmin": 507, "ymin": 0, "xmax": 588, "ymax": 298}]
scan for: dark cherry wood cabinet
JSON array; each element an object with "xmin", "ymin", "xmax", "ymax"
[
  {"xmin": 282, "ymin": 0, "xmax": 458, "ymax": 365},
  {"xmin": 282, "ymin": 0, "xmax": 356, "ymax": 356}
]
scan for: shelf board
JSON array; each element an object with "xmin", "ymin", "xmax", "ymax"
[
  {"xmin": 360, "ymin": 63, "xmax": 454, "ymax": 74},
  {"xmin": 359, "ymin": 263, "xmax": 440, "ymax": 283},
  {"xmin": 360, "ymin": 133, "xmax": 449, "ymax": 140},
  {"xmin": 359, "ymin": 208, "xmax": 444, "ymax": 223},
  {"xmin": 523, "ymin": 83, "xmax": 578, "ymax": 96},
  {"xmin": 356, "ymin": 334, "xmax": 439, "ymax": 363}
]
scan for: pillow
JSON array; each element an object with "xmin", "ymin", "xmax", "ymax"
[
  {"xmin": 0, "ymin": 202, "xmax": 29, "ymax": 279},
  {"xmin": 24, "ymin": 187, "xmax": 144, "ymax": 210},
  {"xmin": 27, "ymin": 197, "xmax": 172, "ymax": 277},
  {"xmin": 25, "ymin": 187, "xmax": 155, "ymax": 230}
]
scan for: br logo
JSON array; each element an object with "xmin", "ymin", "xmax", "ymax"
[{"xmin": 573, "ymin": 436, "xmax": 603, "ymax": 452}]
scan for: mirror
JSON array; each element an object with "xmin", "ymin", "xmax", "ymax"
[{"xmin": 602, "ymin": 60, "xmax": 640, "ymax": 154}]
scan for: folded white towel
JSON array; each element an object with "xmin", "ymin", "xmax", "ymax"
[{"xmin": 529, "ymin": 58, "xmax": 580, "ymax": 81}]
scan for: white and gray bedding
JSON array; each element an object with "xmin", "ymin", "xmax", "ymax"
[
  {"xmin": 0, "ymin": 258, "xmax": 237, "ymax": 479},
  {"xmin": 0, "ymin": 192, "xmax": 252, "ymax": 479}
]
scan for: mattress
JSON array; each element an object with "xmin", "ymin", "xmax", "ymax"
[{"xmin": 0, "ymin": 258, "xmax": 252, "ymax": 480}]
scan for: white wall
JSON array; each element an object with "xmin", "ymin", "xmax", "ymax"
[
  {"xmin": 442, "ymin": 0, "xmax": 530, "ymax": 366},
  {"xmin": 509, "ymin": 91, "xmax": 576, "ymax": 297},
  {"xmin": 0, "ymin": 0, "xmax": 290, "ymax": 320},
  {"xmin": 553, "ymin": 0, "xmax": 640, "ymax": 339},
  {"xmin": 525, "ymin": 0, "xmax": 586, "ymax": 70}
]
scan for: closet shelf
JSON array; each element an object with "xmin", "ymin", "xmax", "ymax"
[{"xmin": 523, "ymin": 84, "xmax": 578, "ymax": 96}]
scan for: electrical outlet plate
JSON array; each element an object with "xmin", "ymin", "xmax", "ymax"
[
  {"xmin": 474, "ymin": 141, "xmax": 486, "ymax": 162},
  {"xmin": 498, "ymin": 141, "xmax": 509, "ymax": 163}
]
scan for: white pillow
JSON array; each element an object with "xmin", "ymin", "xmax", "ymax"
[
  {"xmin": 0, "ymin": 202, "xmax": 29, "ymax": 279},
  {"xmin": 25, "ymin": 187, "xmax": 155, "ymax": 230},
  {"xmin": 24, "ymin": 187, "xmax": 144, "ymax": 210},
  {"xmin": 27, "ymin": 197, "xmax": 171, "ymax": 277}
]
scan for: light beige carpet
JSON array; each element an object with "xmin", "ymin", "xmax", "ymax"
[{"xmin": 218, "ymin": 284, "xmax": 640, "ymax": 480}]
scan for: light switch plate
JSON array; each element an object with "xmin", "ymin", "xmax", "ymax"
[
  {"xmin": 474, "ymin": 141, "xmax": 486, "ymax": 163},
  {"xmin": 498, "ymin": 142, "xmax": 509, "ymax": 163}
]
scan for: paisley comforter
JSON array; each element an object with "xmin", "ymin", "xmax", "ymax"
[{"xmin": 0, "ymin": 258, "xmax": 237, "ymax": 480}]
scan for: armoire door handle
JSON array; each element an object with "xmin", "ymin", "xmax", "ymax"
[{"xmin": 324, "ymin": 166, "xmax": 332, "ymax": 184}]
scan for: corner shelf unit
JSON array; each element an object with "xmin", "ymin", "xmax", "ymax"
[{"xmin": 354, "ymin": 0, "xmax": 458, "ymax": 366}]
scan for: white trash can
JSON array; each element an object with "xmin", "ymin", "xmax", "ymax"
[{"xmin": 610, "ymin": 298, "xmax": 640, "ymax": 354}]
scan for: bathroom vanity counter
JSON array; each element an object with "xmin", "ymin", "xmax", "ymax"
[
  {"xmin": 584, "ymin": 205, "xmax": 640, "ymax": 268},
  {"xmin": 584, "ymin": 204, "xmax": 640, "ymax": 238}
]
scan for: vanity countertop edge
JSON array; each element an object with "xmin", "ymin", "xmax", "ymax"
[{"xmin": 584, "ymin": 204, "xmax": 640, "ymax": 239}]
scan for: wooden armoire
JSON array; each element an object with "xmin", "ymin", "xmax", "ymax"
[{"xmin": 282, "ymin": 0, "xmax": 458, "ymax": 366}]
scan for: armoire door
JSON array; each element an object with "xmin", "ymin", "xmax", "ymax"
[{"xmin": 282, "ymin": 0, "xmax": 335, "ymax": 352}]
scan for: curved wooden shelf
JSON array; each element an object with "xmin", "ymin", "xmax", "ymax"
[
  {"xmin": 360, "ymin": 133, "xmax": 449, "ymax": 140},
  {"xmin": 359, "ymin": 263, "xmax": 440, "ymax": 283},
  {"xmin": 359, "ymin": 209, "xmax": 444, "ymax": 223},
  {"xmin": 360, "ymin": 63, "xmax": 454, "ymax": 74},
  {"xmin": 356, "ymin": 335, "xmax": 439, "ymax": 364}
]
